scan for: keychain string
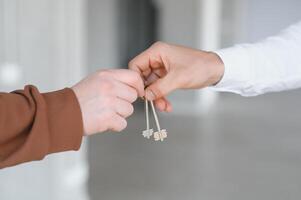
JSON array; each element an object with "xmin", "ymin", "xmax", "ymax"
[
  {"xmin": 150, "ymin": 100, "xmax": 161, "ymax": 131},
  {"xmin": 142, "ymin": 81, "xmax": 167, "ymax": 141},
  {"xmin": 145, "ymin": 99, "xmax": 150, "ymax": 131}
]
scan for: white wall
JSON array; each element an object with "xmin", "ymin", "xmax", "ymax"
[
  {"xmin": 0, "ymin": 1, "xmax": 89, "ymax": 200},
  {"xmin": 87, "ymin": 0, "xmax": 119, "ymax": 71},
  {"xmin": 221, "ymin": 0, "xmax": 301, "ymax": 45}
]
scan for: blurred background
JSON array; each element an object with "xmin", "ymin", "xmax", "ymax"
[{"xmin": 1, "ymin": 0, "xmax": 301, "ymax": 199}]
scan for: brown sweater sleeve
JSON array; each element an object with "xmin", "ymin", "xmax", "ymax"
[{"xmin": 0, "ymin": 85, "xmax": 84, "ymax": 169}]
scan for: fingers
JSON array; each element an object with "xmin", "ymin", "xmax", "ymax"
[
  {"xmin": 154, "ymin": 97, "xmax": 173, "ymax": 112},
  {"xmin": 129, "ymin": 42, "xmax": 176, "ymax": 102},
  {"xmin": 108, "ymin": 113, "xmax": 127, "ymax": 132},
  {"xmin": 128, "ymin": 47, "xmax": 153, "ymax": 76},
  {"xmin": 108, "ymin": 95, "xmax": 134, "ymax": 132},
  {"xmin": 129, "ymin": 41, "xmax": 169, "ymax": 78},
  {"xmin": 144, "ymin": 69, "xmax": 167, "ymax": 86},
  {"xmin": 144, "ymin": 72, "xmax": 177, "ymax": 101},
  {"xmin": 114, "ymin": 98, "xmax": 134, "ymax": 118},
  {"xmin": 113, "ymin": 80, "xmax": 138, "ymax": 103},
  {"xmin": 106, "ymin": 69, "xmax": 145, "ymax": 97}
]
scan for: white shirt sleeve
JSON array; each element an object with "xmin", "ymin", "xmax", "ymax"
[{"xmin": 211, "ymin": 21, "xmax": 301, "ymax": 96}]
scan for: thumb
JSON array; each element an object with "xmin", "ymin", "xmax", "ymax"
[{"xmin": 145, "ymin": 72, "xmax": 176, "ymax": 100}]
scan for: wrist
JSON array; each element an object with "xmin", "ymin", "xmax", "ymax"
[
  {"xmin": 206, "ymin": 52, "xmax": 225, "ymax": 86},
  {"xmin": 70, "ymin": 86, "xmax": 87, "ymax": 135}
]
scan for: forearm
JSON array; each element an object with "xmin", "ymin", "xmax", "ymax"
[
  {"xmin": 212, "ymin": 21, "xmax": 301, "ymax": 96},
  {"xmin": 0, "ymin": 85, "xmax": 83, "ymax": 169}
]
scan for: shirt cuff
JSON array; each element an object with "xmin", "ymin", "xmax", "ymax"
[
  {"xmin": 43, "ymin": 88, "xmax": 84, "ymax": 154},
  {"xmin": 210, "ymin": 47, "xmax": 251, "ymax": 94}
]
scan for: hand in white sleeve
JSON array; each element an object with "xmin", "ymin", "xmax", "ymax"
[
  {"xmin": 128, "ymin": 21, "xmax": 301, "ymax": 111},
  {"xmin": 129, "ymin": 42, "xmax": 225, "ymax": 111},
  {"xmin": 212, "ymin": 21, "xmax": 301, "ymax": 96}
]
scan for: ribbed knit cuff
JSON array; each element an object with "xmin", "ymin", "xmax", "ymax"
[{"xmin": 43, "ymin": 88, "xmax": 83, "ymax": 153}]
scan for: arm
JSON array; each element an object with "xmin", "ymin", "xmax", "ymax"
[
  {"xmin": 129, "ymin": 21, "xmax": 301, "ymax": 111},
  {"xmin": 0, "ymin": 69, "xmax": 144, "ymax": 169},
  {"xmin": 212, "ymin": 21, "xmax": 301, "ymax": 96},
  {"xmin": 0, "ymin": 85, "xmax": 83, "ymax": 169}
]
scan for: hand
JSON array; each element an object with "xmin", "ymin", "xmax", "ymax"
[
  {"xmin": 72, "ymin": 69, "xmax": 144, "ymax": 136},
  {"xmin": 129, "ymin": 42, "xmax": 225, "ymax": 112}
]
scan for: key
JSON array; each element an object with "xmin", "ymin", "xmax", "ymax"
[
  {"xmin": 142, "ymin": 98, "xmax": 153, "ymax": 139},
  {"xmin": 150, "ymin": 100, "xmax": 167, "ymax": 141}
]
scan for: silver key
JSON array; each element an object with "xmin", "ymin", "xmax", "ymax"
[{"xmin": 150, "ymin": 100, "xmax": 167, "ymax": 141}]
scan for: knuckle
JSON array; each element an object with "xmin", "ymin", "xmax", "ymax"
[
  {"xmin": 152, "ymin": 41, "xmax": 163, "ymax": 48},
  {"xmin": 97, "ymin": 69, "xmax": 111, "ymax": 78},
  {"xmin": 96, "ymin": 111, "xmax": 112, "ymax": 132},
  {"xmin": 128, "ymin": 70, "xmax": 142, "ymax": 84},
  {"xmin": 98, "ymin": 109, "xmax": 112, "ymax": 121},
  {"xmin": 152, "ymin": 41, "xmax": 168, "ymax": 50},
  {"xmin": 102, "ymin": 96, "xmax": 114, "ymax": 108},
  {"xmin": 115, "ymin": 118, "xmax": 127, "ymax": 132},
  {"xmin": 98, "ymin": 79, "xmax": 114, "ymax": 92},
  {"xmin": 129, "ymin": 90, "xmax": 138, "ymax": 102},
  {"xmin": 130, "ymin": 70, "xmax": 141, "ymax": 80},
  {"xmin": 128, "ymin": 60, "xmax": 137, "ymax": 69},
  {"xmin": 131, "ymin": 91, "xmax": 138, "ymax": 103},
  {"xmin": 105, "ymin": 106, "xmax": 115, "ymax": 116},
  {"xmin": 129, "ymin": 72, "xmax": 144, "ymax": 91},
  {"xmin": 127, "ymin": 104, "xmax": 134, "ymax": 116}
]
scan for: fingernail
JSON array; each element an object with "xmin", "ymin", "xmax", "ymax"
[{"xmin": 145, "ymin": 89, "xmax": 155, "ymax": 100}]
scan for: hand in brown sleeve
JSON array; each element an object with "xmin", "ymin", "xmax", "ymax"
[{"xmin": 0, "ymin": 69, "xmax": 144, "ymax": 169}]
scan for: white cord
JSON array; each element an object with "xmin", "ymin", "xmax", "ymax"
[
  {"xmin": 150, "ymin": 100, "xmax": 161, "ymax": 131},
  {"xmin": 145, "ymin": 99, "xmax": 150, "ymax": 130}
]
